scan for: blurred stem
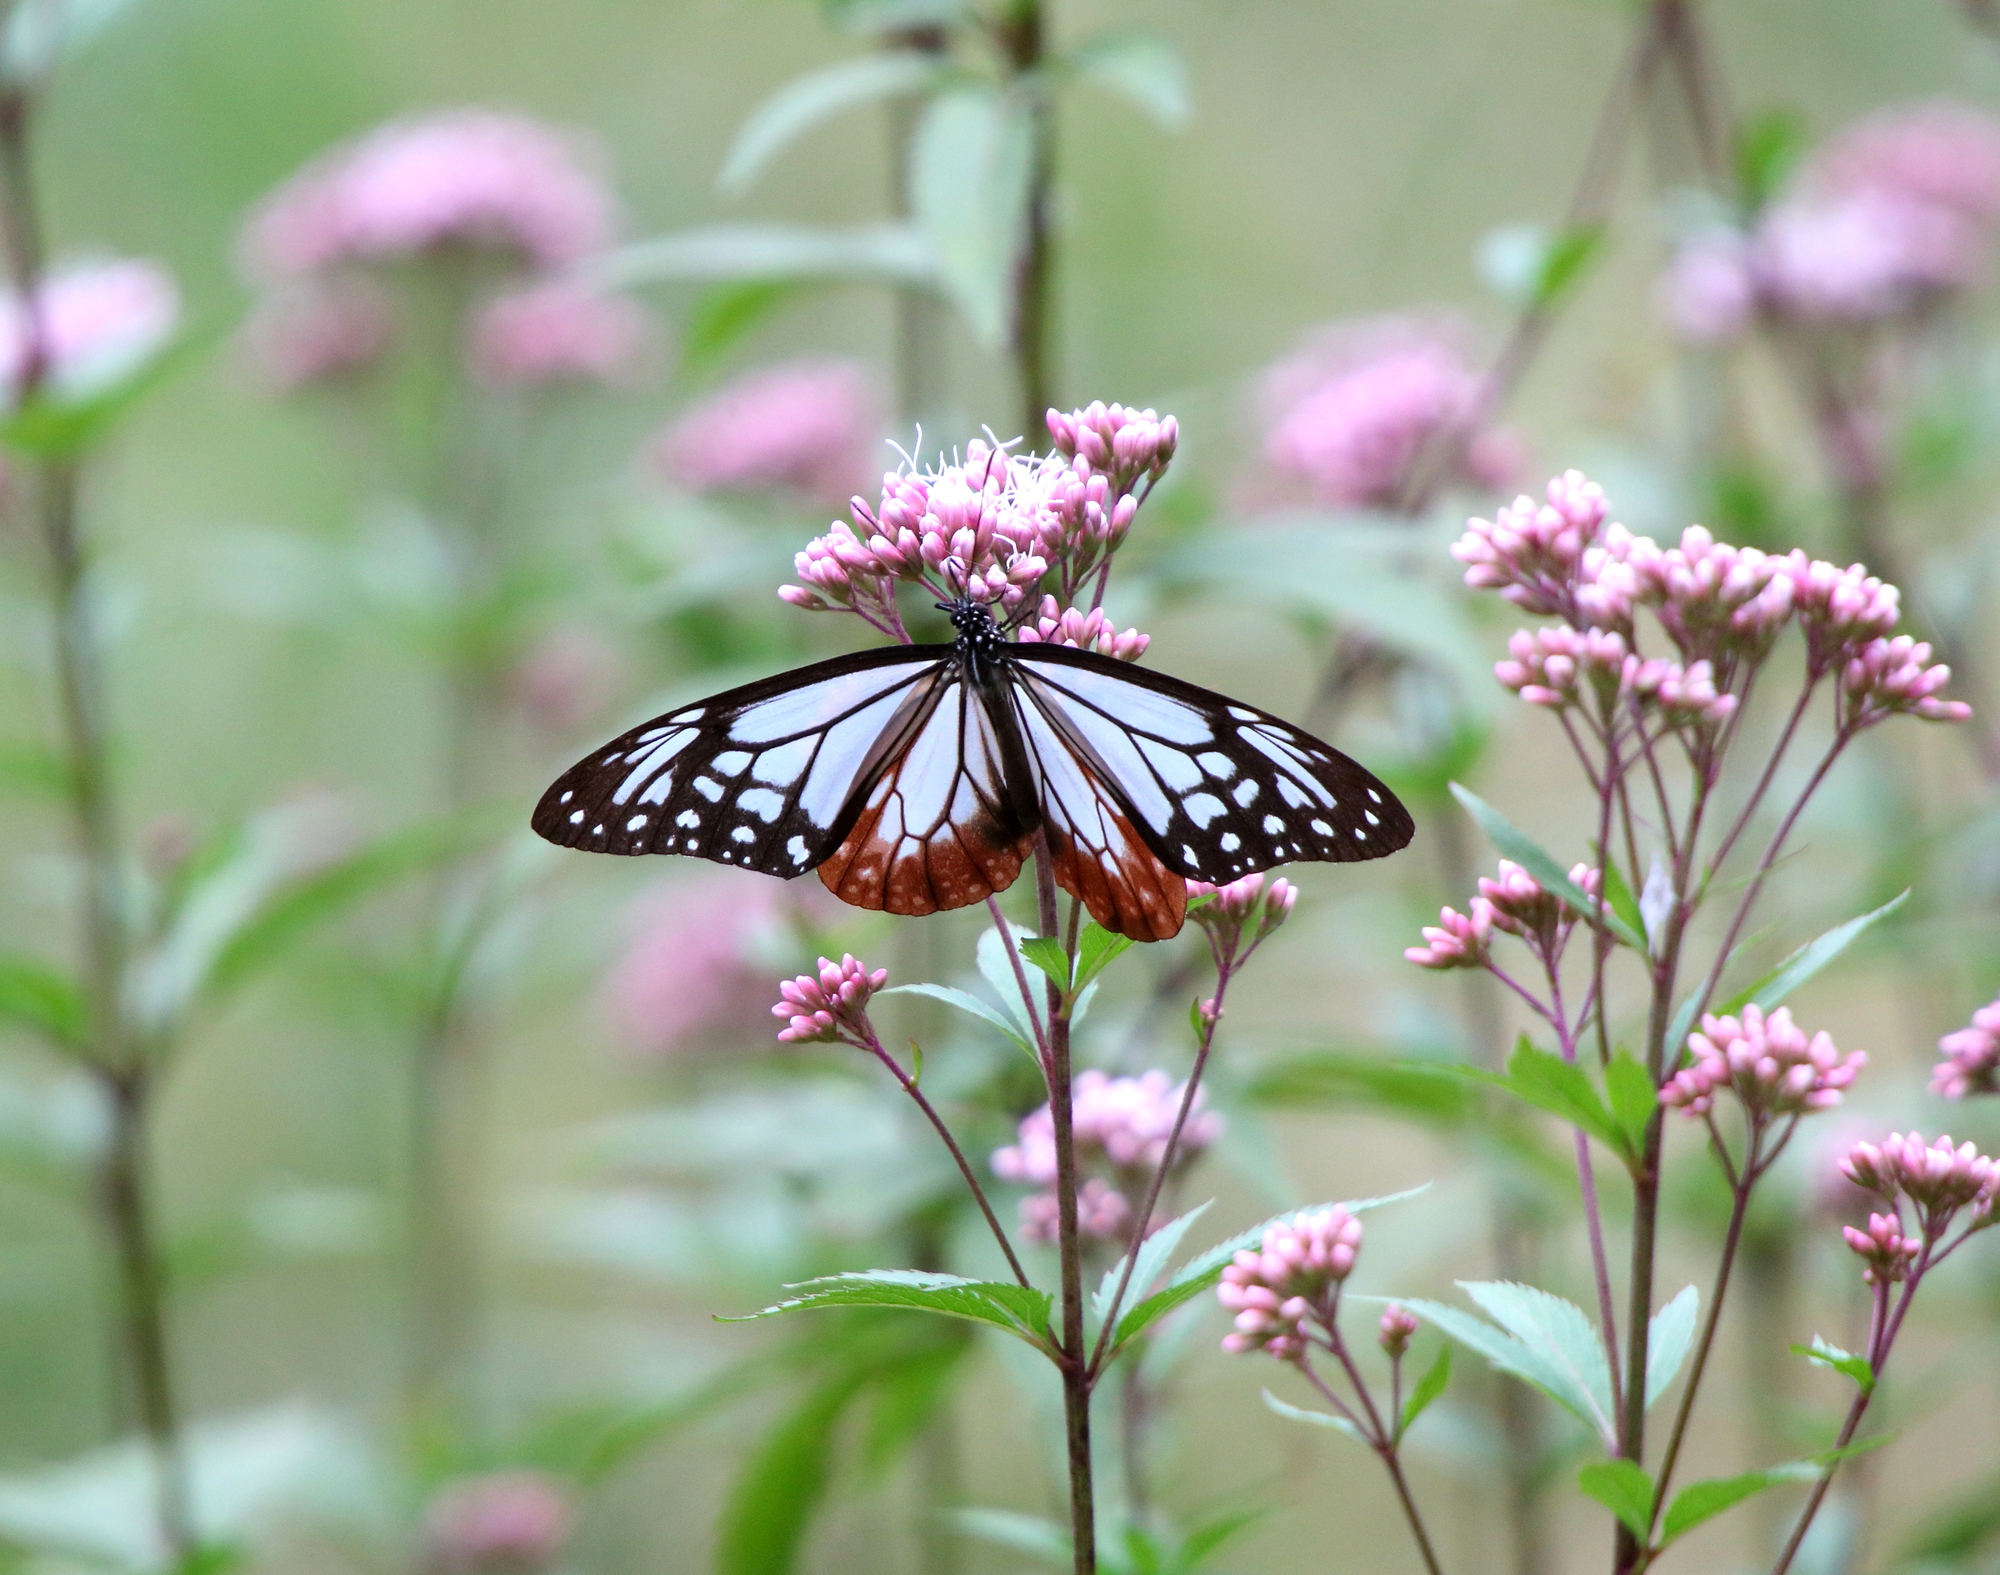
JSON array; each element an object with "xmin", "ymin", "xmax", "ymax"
[
  {"xmin": 0, "ymin": 85, "xmax": 196, "ymax": 1563},
  {"xmin": 1433, "ymin": 807, "xmax": 1550, "ymax": 1575},
  {"xmin": 887, "ymin": 25, "xmax": 951, "ymax": 434},
  {"xmin": 1035, "ymin": 843, "xmax": 1095, "ymax": 1575},
  {"xmin": 999, "ymin": 0, "xmax": 1055, "ymax": 439}
]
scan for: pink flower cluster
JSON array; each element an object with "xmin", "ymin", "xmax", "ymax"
[
  {"xmin": 781, "ymin": 404, "xmax": 1175, "ymax": 643},
  {"xmin": 1663, "ymin": 101, "xmax": 2000, "ymax": 339},
  {"xmin": 1934, "ymin": 995, "xmax": 2000, "ymax": 1099},
  {"xmin": 1406, "ymin": 860, "xmax": 1599, "ymax": 970},
  {"xmin": 653, "ymin": 360, "xmax": 881, "ymax": 507},
  {"xmin": 1456, "ymin": 471, "xmax": 1968, "ymax": 732},
  {"xmin": 771, "ymin": 954, "xmax": 889, "ymax": 1046},
  {"xmin": 0, "ymin": 257, "xmax": 179, "ymax": 408},
  {"xmin": 1840, "ymin": 1131, "xmax": 2000, "ymax": 1233},
  {"xmin": 240, "ymin": 110, "xmax": 647, "ymax": 393},
  {"xmin": 1187, "ymin": 872, "xmax": 1298, "ymax": 960},
  {"xmin": 992, "ymin": 1069, "xmax": 1223, "ymax": 1244},
  {"xmin": 1843, "ymin": 1211, "xmax": 1921, "ymax": 1285},
  {"xmin": 1216, "ymin": 1205, "xmax": 1364, "ymax": 1360},
  {"xmin": 422, "ymin": 1471, "xmax": 570, "ymax": 1575},
  {"xmin": 1015, "ymin": 595, "xmax": 1149, "ymax": 660},
  {"xmin": 1256, "ymin": 317, "xmax": 1516, "ymax": 509},
  {"xmin": 1660, "ymin": 1005, "xmax": 1864, "ymax": 1120}
]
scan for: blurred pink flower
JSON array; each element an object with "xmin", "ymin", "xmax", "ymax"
[
  {"xmin": 1840, "ymin": 1130, "xmax": 2000, "ymax": 1229},
  {"xmin": 1934, "ymin": 994, "xmax": 2000, "ymax": 1099},
  {"xmin": 0, "ymin": 257, "xmax": 178, "ymax": 407},
  {"xmin": 1811, "ymin": 100, "xmax": 2000, "ymax": 224},
  {"xmin": 242, "ymin": 110, "xmax": 616, "ymax": 281},
  {"xmin": 1660, "ymin": 232, "xmax": 1756, "ymax": 343},
  {"xmin": 605, "ymin": 875, "xmax": 782, "ymax": 1055},
  {"xmin": 508, "ymin": 628, "xmax": 622, "ymax": 735},
  {"xmin": 468, "ymin": 278, "xmax": 653, "ymax": 388},
  {"xmin": 1756, "ymin": 192, "xmax": 1980, "ymax": 324},
  {"xmin": 242, "ymin": 279, "xmax": 396, "ymax": 393},
  {"xmin": 652, "ymin": 360, "xmax": 880, "ymax": 507},
  {"xmin": 1258, "ymin": 317, "xmax": 1516, "ymax": 509},
  {"xmin": 422, "ymin": 1471, "xmax": 570, "ymax": 1575}
]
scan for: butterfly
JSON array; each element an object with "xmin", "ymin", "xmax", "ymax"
[{"xmin": 531, "ymin": 598, "xmax": 1414, "ymax": 941}]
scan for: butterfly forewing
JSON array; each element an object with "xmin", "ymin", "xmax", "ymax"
[
  {"xmin": 530, "ymin": 646, "xmax": 952, "ymax": 876},
  {"xmin": 1007, "ymin": 644, "xmax": 1415, "ymax": 884}
]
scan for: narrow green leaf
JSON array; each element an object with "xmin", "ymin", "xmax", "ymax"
[
  {"xmin": 1736, "ymin": 107, "xmax": 1807, "ymax": 209},
  {"xmin": 1176, "ymin": 1508, "xmax": 1264, "ymax": 1569},
  {"xmin": 1072, "ymin": 921, "xmax": 1134, "ymax": 990},
  {"xmin": 1578, "ymin": 1458, "xmax": 1655, "ymax": 1540},
  {"xmin": 1068, "ymin": 30, "xmax": 1190, "ymax": 128},
  {"xmin": 1645, "ymin": 1286, "xmax": 1700, "ymax": 1408},
  {"xmin": 1400, "ymin": 1343, "xmax": 1451, "ymax": 1434},
  {"xmin": 879, "ymin": 984, "xmax": 1033, "ymax": 1057},
  {"xmin": 680, "ymin": 281, "xmax": 799, "ymax": 376},
  {"xmin": 719, "ymin": 51, "xmax": 949, "ymax": 196},
  {"xmin": 948, "ymin": 1508, "xmax": 1070, "ymax": 1564},
  {"xmin": 1599, "ymin": 857, "xmax": 1646, "ymax": 951},
  {"xmin": 589, "ymin": 221, "xmax": 940, "ymax": 290},
  {"xmin": 1791, "ymin": 1336, "xmax": 1874, "ymax": 1394},
  {"xmin": 0, "ymin": 331, "xmax": 207, "ymax": 458},
  {"xmin": 1718, "ymin": 892, "xmax": 1910, "ymax": 1018},
  {"xmin": 0, "ymin": 955, "xmax": 84, "ymax": 1050},
  {"xmin": 1660, "ymin": 1469, "xmax": 1794, "ymax": 1545},
  {"xmin": 1664, "ymin": 992, "xmax": 1703, "ymax": 1074},
  {"xmin": 717, "ymin": 1365, "xmax": 872, "ymax": 1575},
  {"xmin": 1453, "ymin": 1039, "xmax": 1628, "ymax": 1157},
  {"xmin": 861, "ymin": 1329, "xmax": 971, "ymax": 1471},
  {"xmin": 1449, "ymin": 784, "xmax": 1644, "ymax": 949},
  {"xmin": 908, "ymin": 1040, "xmax": 923, "ymax": 1087},
  {"xmin": 1261, "ymin": 1389, "xmax": 1364, "ymax": 1443},
  {"xmin": 1092, "ymin": 1201, "xmax": 1211, "ymax": 1331},
  {"xmin": 975, "ymin": 921, "xmax": 1045, "ymax": 1043},
  {"xmin": 1534, "ymin": 225, "xmax": 1605, "ymax": 308},
  {"xmin": 1243, "ymin": 1051, "xmax": 1475, "ymax": 1125},
  {"xmin": 1018, "ymin": 936, "xmax": 1072, "ymax": 990},
  {"xmin": 725, "ymin": 1271, "xmax": 1054, "ymax": 1348},
  {"xmin": 1605, "ymin": 1050, "xmax": 1657, "ymax": 1157}
]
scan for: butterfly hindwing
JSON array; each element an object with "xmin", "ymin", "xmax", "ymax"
[
  {"xmin": 530, "ymin": 645, "xmax": 952, "ymax": 877},
  {"xmin": 1007, "ymin": 643, "xmax": 1416, "ymax": 884}
]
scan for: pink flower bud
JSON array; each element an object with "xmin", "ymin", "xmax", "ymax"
[
  {"xmin": 1843, "ymin": 1212, "xmax": 1920, "ymax": 1285},
  {"xmin": 772, "ymin": 954, "xmax": 889, "ymax": 1045},
  {"xmin": 1662, "ymin": 1005, "xmax": 1864, "ymax": 1120},
  {"xmin": 422, "ymin": 1472, "xmax": 570, "ymax": 1575},
  {"xmin": 1378, "ymin": 1302, "xmax": 1419, "ymax": 1357},
  {"xmin": 1934, "ymin": 995, "xmax": 2000, "ymax": 1099},
  {"xmin": 1405, "ymin": 900, "xmax": 1493, "ymax": 970}
]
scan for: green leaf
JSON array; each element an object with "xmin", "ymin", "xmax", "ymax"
[
  {"xmin": 0, "ymin": 955, "xmax": 84, "ymax": 1050},
  {"xmin": 1578, "ymin": 1458, "xmax": 1655, "ymax": 1541},
  {"xmin": 0, "ymin": 330, "xmax": 206, "ymax": 458},
  {"xmin": 717, "ymin": 1365, "xmax": 873, "ymax": 1575},
  {"xmin": 1476, "ymin": 223, "xmax": 1605, "ymax": 310},
  {"xmin": 1068, "ymin": 30, "xmax": 1190, "ymax": 128},
  {"xmin": 724, "ymin": 1271, "xmax": 1055, "ymax": 1349},
  {"xmin": 1599, "ymin": 857, "xmax": 1646, "ymax": 951},
  {"xmin": 1401, "ymin": 1281, "xmax": 1617, "ymax": 1447},
  {"xmin": 861, "ymin": 1327, "xmax": 972, "ymax": 1470},
  {"xmin": 1072, "ymin": 921, "xmax": 1134, "ymax": 991},
  {"xmin": 1092, "ymin": 1201, "xmax": 1211, "ymax": 1331},
  {"xmin": 1449, "ymin": 784, "xmax": 1644, "ymax": 949},
  {"xmin": 1645, "ymin": 1286, "xmax": 1699, "ymax": 1408},
  {"xmin": 1261, "ymin": 1389, "xmax": 1364, "ymax": 1443},
  {"xmin": 590, "ymin": 221, "xmax": 940, "ymax": 290},
  {"xmin": 1401, "ymin": 1343, "xmax": 1452, "ymax": 1434},
  {"xmin": 879, "ymin": 983, "xmax": 1034, "ymax": 1058},
  {"xmin": 1244, "ymin": 1050, "xmax": 1475, "ymax": 1125},
  {"xmin": 1605, "ymin": 1050, "xmax": 1657, "ymax": 1157},
  {"xmin": 1791, "ymin": 1336, "xmax": 1874, "ymax": 1394},
  {"xmin": 1736, "ymin": 106, "xmax": 1807, "ymax": 209},
  {"xmin": 976, "ymin": 920, "xmax": 1046, "ymax": 1043},
  {"xmin": 680, "ymin": 281, "xmax": 800, "ymax": 377},
  {"xmin": 1174, "ymin": 1509, "xmax": 1263, "ymax": 1570},
  {"xmin": 719, "ymin": 50, "xmax": 950, "ymax": 196},
  {"xmin": 1018, "ymin": 936, "xmax": 1072, "ymax": 990},
  {"xmin": 1453, "ymin": 1038, "xmax": 1628, "ymax": 1158},
  {"xmin": 910, "ymin": 84, "xmax": 1033, "ymax": 347},
  {"xmin": 1717, "ymin": 892, "xmax": 1910, "ymax": 1018},
  {"xmin": 1534, "ymin": 225, "xmax": 1605, "ymax": 308},
  {"xmin": 1659, "ymin": 1468, "xmax": 1794, "ymax": 1545}
]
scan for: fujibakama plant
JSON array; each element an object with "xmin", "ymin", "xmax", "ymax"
[{"xmin": 1, "ymin": 2, "xmax": 1999, "ymax": 1575}]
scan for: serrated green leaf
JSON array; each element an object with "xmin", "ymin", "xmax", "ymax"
[
  {"xmin": 1072, "ymin": 921, "xmax": 1133, "ymax": 990},
  {"xmin": 724, "ymin": 1271, "xmax": 1055, "ymax": 1348},
  {"xmin": 1401, "ymin": 1342, "xmax": 1451, "ymax": 1434},
  {"xmin": 1717, "ymin": 892, "xmax": 1909, "ymax": 1018},
  {"xmin": 1068, "ymin": 29, "xmax": 1190, "ymax": 128},
  {"xmin": 719, "ymin": 50, "xmax": 950, "ymax": 196},
  {"xmin": 1261, "ymin": 1388, "xmax": 1364, "ymax": 1443},
  {"xmin": 1401, "ymin": 1281, "xmax": 1616, "ymax": 1447},
  {"xmin": 1448, "ymin": 784, "xmax": 1644, "ymax": 949},
  {"xmin": 1578, "ymin": 1458, "xmax": 1654, "ymax": 1540},
  {"xmin": 1092, "ymin": 1201, "xmax": 1210, "ymax": 1331},
  {"xmin": 1605, "ymin": 1050, "xmax": 1657, "ymax": 1157},
  {"xmin": 0, "ymin": 955, "xmax": 84, "ymax": 1050},
  {"xmin": 1791, "ymin": 1336, "xmax": 1874, "ymax": 1394},
  {"xmin": 910, "ymin": 85, "xmax": 1032, "ymax": 347},
  {"xmin": 1018, "ymin": 935, "xmax": 1071, "ymax": 990},
  {"xmin": 680, "ymin": 281, "xmax": 800, "ymax": 377},
  {"xmin": 1645, "ymin": 1286, "xmax": 1699, "ymax": 1409},
  {"xmin": 879, "ymin": 983, "xmax": 1033, "ymax": 1057}
]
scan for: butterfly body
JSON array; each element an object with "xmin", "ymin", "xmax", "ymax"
[{"xmin": 532, "ymin": 600, "xmax": 1414, "ymax": 940}]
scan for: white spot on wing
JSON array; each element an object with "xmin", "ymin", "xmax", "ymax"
[
  {"xmin": 1366, "ymin": 811, "xmax": 1379, "ymax": 826},
  {"xmin": 693, "ymin": 777, "xmax": 723, "ymax": 802},
  {"xmin": 1227, "ymin": 706, "xmax": 1259, "ymax": 721},
  {"xmin": 1184, "ymin": 792, "xmax": 1226, "ymax": 828},
  {"xmin": 559, "ymin": 791, "xmax": 572, "ymax": 805},
  {"xmin": 568, "ymin": 810, "xmax": 584, "ymax": 825},
  {"xmin": 1368, "ymin": 788, "xmax": 1382, "ymax": 804},
  {"xmin": 1263, "ymin": 814, "xmax": 1285, "ymax": 834},
  {"xmin": 626, "ymin": 814, "xmax": 648, "ymax": 831},
  {"xmin": 1183, "ymin": 844, "xmax": 1200, "ymax": 867},
  {"xmin": 1220, "ymin": 832, "xmax": 1241, "ymax": 852},
  {"xmin": 676, "ymin": 810, "xmax": 700, "ymax": 828},
  {"xmin": 731, "ymin": 826, "xmax": 756, "ymax": 844},
  {"xmin": 1197, "ymin": 752, "xmax": 1235, "ymax": 779},
  {"xmin": 1353, "ymin": 828, "xmax": 1368, "ymax": 840},
  {"xmin": 712, "ymin": 751, "xmax": 752, "ymax": 775},
  {"xmin": 787, "ymin": 836, "xmax": 809, "ymax": 864},
  {"xmin": 1311, "ymin": 819, "xmax": 1332, "ymax": 835},
  {"xmin": 739, "ymin": 787, "xmax": 785, "ymax": 823}
]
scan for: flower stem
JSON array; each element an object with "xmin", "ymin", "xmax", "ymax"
[
  {"xmin": 998, "ymin": 0, "xmax": 1054, "ymax": 438},
  {"xmin": 1034, "ymin": 844, "xmax": 1095, "ymax": 1575}
]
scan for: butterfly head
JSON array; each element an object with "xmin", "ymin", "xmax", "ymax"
[{"xmin": 938, "ymin": 596, "xmax": 999, "ymax": 638}]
